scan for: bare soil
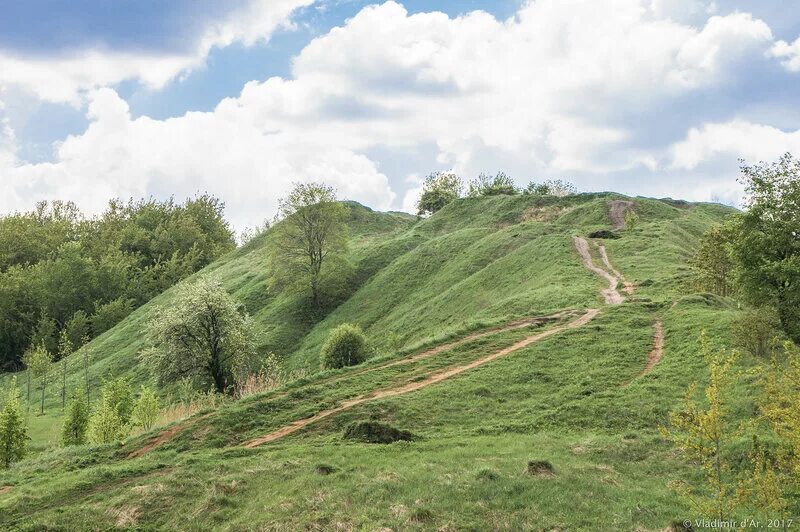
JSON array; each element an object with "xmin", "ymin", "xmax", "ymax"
[
  {"xmin": 573, "ymin": 236, "xmax": 624, "ymax": 305},
  {"xmin": 608, "ymin": 200, "xmax": 635, "ymax": 230}
]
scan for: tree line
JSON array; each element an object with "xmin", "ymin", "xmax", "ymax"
[
  {"xmin": 0, "ymin": 195, "xmax": 236, "ymax": 371},
  {"xmin": 690, "ymin": 153, "xmax": 800, "ymax": 345},
  {"xmin": 416, "ymin": 171, "xmax": 577, "ymax": 216}
]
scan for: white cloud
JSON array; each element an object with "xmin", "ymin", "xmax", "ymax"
[
  {"xmin": 2, "ymin": 0, "xmax": 798, "ymax": 223},
  {"xmin": 771, "ymin": 37, "xmax": 800, "ymax": 72},
  {"xmin": 0, "ymin": 0, "xmax": 313, "ymax": 104},
  {"xmin": 670, "ymin": 119, "xmax": 800, "ymax": 170}
]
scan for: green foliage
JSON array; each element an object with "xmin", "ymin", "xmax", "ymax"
[
  {"xmin": 0, "ymin": 195, "xmax": 235, "ymax": 371},
  {"xmin": 130, "ymin": 386, "xmax": 160, "ymax": 431},
  {"xmin": 662, "ymin": 332, "xmax": 741, "ymax": 521},
  {"xmin": 61, "ymin": 390, "xmax": 89, "ymax": 446},
  {"xmin": 24, "ymin": 344, "xmax": 53, "ymax": 415},
  {"xmin": 729, "ymin": 154, "xmax": 800, "ymax": 342},
  {"xmin": 690, "ymin": 224, "xmax": 735, "ymax": 297},
  {"xmin": 143, "ymin": 278, "xmax": 256, "ymax": 393},
  {"xmin": 416, "ymin": 172, "xmax": 464, "ymax": 215},
  {"xmin": 86, "ymin": 395, "xmax": 125, "ymax": 445},
  {"xmin": 320, "ymin": 324, "xmax": 369, "ymax": 369},
  {"xmin": 468, "ymin": 172, "xmax": 518, "ymax": 197},
  {"xmin": 0, "ymin": 378, "xmax": 27, "ymax": 468},
  {"xmin": 101, "ymin": 377, "xmax": 134, "ymax": 425},
  {"xmin": 524, "ymin": 179, "xmax": 577, "ymax": 197},
  {"xmin": 91, "ymin": 297, "xmax": 135, "ymax": 336},
  {"xmin": 270, "ymin": 182, "xmax": 348, "ymax": 312},
  {"xmin": 624, "ymin": 209, "xmax": 640, "ymax": 230},
  {"xmin": 731, "ymin": 307, "xmax": 782, "ymax": 358}
]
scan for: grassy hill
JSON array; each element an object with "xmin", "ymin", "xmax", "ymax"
[{"xmin": 0, "ymin": 192, "xmax": 750, "ymax": 530}]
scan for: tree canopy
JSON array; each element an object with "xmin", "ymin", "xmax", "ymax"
[{"xmin": 143, "ymin": 278, "xmax": 255, "ymax": 393}]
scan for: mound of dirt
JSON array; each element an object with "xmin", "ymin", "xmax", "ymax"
[
  {"xmin": 525, "ymin": 460, "xmax": 556, "ymax": 477},
  {"xmin": 343, "ymin": 421, "xmax": 415, "ymax": 444},
  {"xmin": 588, "ymin": 230, "xmax": 619, "ymax": 239}
]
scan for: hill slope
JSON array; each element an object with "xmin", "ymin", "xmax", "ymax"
[{"xmin": 0, "ymin": 193, "xmax": 747, "ymax": 530}]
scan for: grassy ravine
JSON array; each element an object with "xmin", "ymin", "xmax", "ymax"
[{"xmin": 0, "ymin": 193, "xmax": 757, "ymax": 530}]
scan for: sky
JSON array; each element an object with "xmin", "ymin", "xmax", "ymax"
[{"xmin": 1, "ymin": 0, "xmax": 800, "ymax": 231}]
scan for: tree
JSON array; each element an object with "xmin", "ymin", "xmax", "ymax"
[
  {"xmin": 320, "ymin": 324, "xmax": 370, "ymax": 369},
  {"xmin": 25, "ymin": 344, "xmax": 53, "ymax": 415},
  {"xmin": 731, "ymin": 306, "xmax": 782, "ymax": 358},
  {"xmin": 524, "ymin": 179, "xmax": 577, "ymax": 197},
  {"xmin": 467, "ymin": 172, "xmax": 518, "ymax": 197},
  {"xmin": 624, "ymin": 209, "xmax": 639, "ymax": 230},
  {"xmin": 58, "ymin": 329, "xmax": 73, "ymax": 411},
  {"xmin": 87, "ymin": 394, "xmax": 125, "ymax": 445},
  {"xmin": 130, "ymin": 386, "xmax": 160, "ymax": 431},
  {"xmin": 729, "ymin": 154, "xmax": 800, "ymax": 342},
  {"xmin": 690, "ymin": 224, "xmax": 735, "ymax": 297},
  {"xmin": 143, "ymin": 278, "xmax": 255, "ymax": 393},
  {"xmin": 662, "ymin": 332, "xmax": 741, "ymax": 521},
  {"xmin": 102, "ymin": 376, "xmax": 134, "ymax": 425},
  {"xmin": 271, "ymin": 182, "xmax": 348, "ymax": 311},
  {"xmin": 417, "ymin": 172, "xmax": 464, "ymax": 215},
  {"xmin": 61, "ymin": 390, "xmax": 89, "ymax": 446},
  {"xmin": 0, "ymin": 378, "xmax": 28, "ymax": 468}
]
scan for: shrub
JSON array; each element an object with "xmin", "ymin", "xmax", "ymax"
[
  {"xmin": 343, "ymin": 421, "xmax": 414, "ymax": 443},
  {"xmin": 468, "ymin": 172, "xmax": 518, "ymax": 197},
  {"xmin": 320, "ymin": 324, "xmax": 369, "ymax": 369},
  {"xmin": 0, "ymin": 379, "xmax": 27, "ymax": 468},
  {"xmin": 92, "ymin": 298, "xmax": 135, "ymax": 336},
  {"xmin": 102, "ymin": 377, "xmax": 134, "ymax": 425},
  {"xmin": 61, "ymin": 390, "xmax": 89, "ymax": 446},
  {"xmin": 624, "ymin": 209, "xmax": 640, "ymax": 230},
  {"xmin": 130, "ymin": 386, "xmax": 160, "ymax": 431},
  {"xmin": 732, "ymin": 307, "xmax": 782, "ymax": 358},
  {"xmin": 588, "ymin": 230, "xmax": 619, "ymax": 239},
  {"xmin": 87, "ymin": 397, "xmax": 125, "ymax": 444},
  {"xmin": 417, "ymin": 172, "xmax": 463, "ymax": 215}
]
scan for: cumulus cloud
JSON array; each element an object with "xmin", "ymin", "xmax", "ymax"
[
  {"xmin": 2, "ymin": 0, "xmax": 799, "ymax": 223},
  {"xmin": 771, "ymin": 37, "xmax": 800, "ymax": 72},
  {"xmin": 0, "ymin": 0, "xmax": 313, "ymax": 104}
]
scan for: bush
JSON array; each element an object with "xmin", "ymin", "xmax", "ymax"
[
  {"xmin": 102, "ymin": 377, "xmax": 134, "ymax": 425},
  {"xmin": 468, "ymin": 172, "xmax": 518, "ymax": 197},
  {"xmin": 130, "ymin": 386, "xmax": 160, "ymax": 431},
  {"xmin": 588, "ymin": 230, "xmax": 619, "ymax": 239},
  {"xmin": 92, "ymin": 298, "xmax": 135, "ymax": 336},
  {"xmin": 61, "ymin": 390, "xmax": 89, "ymax": 446},
  {"xmin": 732, "ymin": 306, "xmax": 782, "ymax": 358},
  {"xmin": 343, "ymin": 421, "xmax": 415, "ymax": 443},
  {"xmin": 0, "ymin": 379, "xmax": 27, "ymax": 468},
  {"xmin": 87, "ymin": 397, "xmax": 125, "ymax": 444},
  {"xmin": 320, "ymin": 324, "xmax": 369, "ymax": 369}
]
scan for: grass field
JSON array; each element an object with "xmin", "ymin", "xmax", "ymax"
[{"xmin": 2, "ymin": 192, "xmax": 763, "ymax": 530}]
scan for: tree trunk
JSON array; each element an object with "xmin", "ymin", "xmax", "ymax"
[
  {"xmin": 62, "ymin": 358, "xmax": 67, "ymax": 411},
  {"xmin": 40, "ymin": 377, "xmax": 46, "ymax": 415}
]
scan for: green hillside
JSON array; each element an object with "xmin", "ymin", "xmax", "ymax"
[{"xmin": 0, "ymin": 193, "xmax": 749, "ymax": 530}]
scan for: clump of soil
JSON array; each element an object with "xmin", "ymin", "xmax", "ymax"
[
  {"xmin": 525, "ymin": 460, "xmax": 556, "ymax": 477},
  {"xmin": 588, "ymin": 229, "xmax": 619, "ymax": 239},
  {"xmin": 343, "ymin": 421, "xmax": 415, "ymax": 444},
  {"xmin": 314, "ymin": 463, "xmax": 337, "ymax": 475}
]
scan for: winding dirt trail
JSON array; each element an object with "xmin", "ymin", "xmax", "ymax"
[
  {"xmin": 126, "ymin": 413, "xmax": 212, "ymax": 459},
  {"xmin": 573, "ymin": 236, "xmax": 624, "ymax": 305},
  {"xmin": 595, "ymin": 242, "xmax": 636, "ymax": 295},
  {"xmin": 242, "ymin": 308, "xmax": 599, "ymax": 448},
  {"xmin": 626, "ymin": 320, "xmax": 665, "ymax": 384}
]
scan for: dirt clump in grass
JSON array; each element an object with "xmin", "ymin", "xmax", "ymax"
[
  {"xmin": 588, "ymin": 229, "xmax": 619, "ymax": 239},
  {"xmin": 314, "ymin": 463, "xmax": 337, "ymax": 475},
  {"xmin": 343, "ymin": 421, "xmax": 415, "ymax": 444},
  {"xmin": 525, "ymin": 460, "xmax": 556, "ymax": 477}
]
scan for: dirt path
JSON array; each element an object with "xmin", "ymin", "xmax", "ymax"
[
  {"xmin": 626, "ymin": 320, "xmax": 664, "ymax": 385},
  {"xmin": 126, "ymin": 413, "xmax": 211, "ymax": 459},
  {"xmin": 641, "ymin": 321, "xmax": 664, "ymax": 375},
  {"xmin": 608, "ymin": 200, "xmax": 634, "ymax": 230},
  {"xmin": 573, "ymin": 236, "xmax": 624, "ymax": 305},
  {"xmin": 0, "ymin": 486, "xmax": 11, "ymax": 496},
  {"xmin": 242, "ymin": 309, "xmax": 600, "ymax": 448},
  {"xmin": 595, "ymin": 242, "xmax": 635, "ymax": 295}
]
